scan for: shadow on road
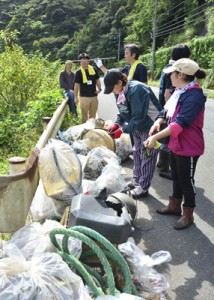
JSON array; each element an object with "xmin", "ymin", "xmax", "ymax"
[{"xmin": 122, "ymin": 157, "xmax": 214, "ymax": 300}]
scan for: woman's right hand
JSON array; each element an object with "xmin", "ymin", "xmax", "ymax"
[{"xmin": 144, "ymin": 135, "xmax": 157, "ymax": 149}]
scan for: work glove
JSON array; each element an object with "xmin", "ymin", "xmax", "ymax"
[
  {"xmin": 109, "ymin": 128, "xmax": 123, "ymax": 139},
  {"xmin": 94, "ymin": 58, "xmax": 103, "ymax": 68},
  {"xmin": 142, "ymin": 140, "xmax": 161, "ymax": 158},
  {"xmin": 108, "ymin": 123, "xmax": 119, "ymax": 133}
]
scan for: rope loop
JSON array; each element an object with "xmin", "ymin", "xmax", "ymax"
[{"xmin": 50, "ymin": 226, "xmax": 139, "ymax": 297}]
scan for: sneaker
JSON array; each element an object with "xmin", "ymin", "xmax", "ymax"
[
  {"xmin": 126, "ymin": 178, "xmax": 139, "ymax": 190},
  {"xmin": 131, "ymin": 186, "xmax": 149, "ymax": 199}
]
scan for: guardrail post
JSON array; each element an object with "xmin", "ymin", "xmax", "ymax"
[
  {"xmin": 8, "ymin": 157, "xmax": 26, "ymax": 175},
  {"xmin": 42, "ymin": 116, "xmax": 51, "ymax": 130},
  {"xmin": 0, "ymin": 99, "xmax": 68, "ymax": 233}
]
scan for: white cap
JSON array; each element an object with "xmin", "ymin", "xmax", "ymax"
[{"xmin": 163, "ymin": 58, "xmax": 200, "ymax": 76}]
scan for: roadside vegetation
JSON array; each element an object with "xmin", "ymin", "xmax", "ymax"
[
  {"xmin": 0, "ymin": 34, "xmax": 80, "ymax": 174},
  {"xmin": 142, "ymin": 35, "xmax": 214, "ymax": 89},
  {"xmin": 1, "ymin": 0, "xmax": 213, "ymax": 62}
]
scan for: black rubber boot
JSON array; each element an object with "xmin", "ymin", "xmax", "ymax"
[
  {"xmin": 159, "ymin": 170, "xmax": 172, "ymax": 180},
  {"xmin": 156, "ymin": 150, "xmax": 165, "ymax": 169},
  {"xmin": 158, "ymin": 151, "xmax": 172, "ymax": 180}
]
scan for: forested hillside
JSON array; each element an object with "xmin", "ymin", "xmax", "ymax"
[{"xmin": 0, "ymin": 0, "xmax": 213, "ymax": 62}]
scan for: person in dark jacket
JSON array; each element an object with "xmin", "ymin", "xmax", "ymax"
[
  {"xmin": 145, "ymin": 58, "xmax": 206, "ymax": 230},
  {"xmin": 103, "ymin": 69, "xmax": 162, "ymax": 199},
  {"xmin": 157, "ymin": 44, "xmax": 191, "ymax": 180},
  {"xmin": 59, "ymin": 60, "xmax": 77, "ymax": 117}
]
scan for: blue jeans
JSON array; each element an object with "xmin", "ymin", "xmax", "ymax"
[{"xmin": 64, "ymin": 90, "xmax": 78, "ymax": 118}]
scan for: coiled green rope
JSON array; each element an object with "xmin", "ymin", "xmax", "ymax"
[
  {"xmin": 73, "ymin": 226, "xmax": 138, "ymax": 295},
  {"xmin": 49, "ymin": 226, "xmax": 139, "ymax": 298},
  {"xmin": 50, "ymin": 228, "xmax": 114, "ymax": 296}
]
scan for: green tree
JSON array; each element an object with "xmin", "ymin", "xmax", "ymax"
[
  {"xmin": 61, "ymin": 0, "xmax": 129, "ymax": 60},
  {"xmin": 0, "ymin": 43, "xmax": 61, "ymax": 113},
  {"xmin": 0, "ymin": 35, "xmax": 67, "ymax": 165},
  {"xmin": 3, "ymin": 0, "xmax": 100, "ymax": 60},
  {"xmin": 0, "ymin": 0, "xmax": 213, "ymax": 61}
]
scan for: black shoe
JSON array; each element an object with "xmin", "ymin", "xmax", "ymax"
[
  {"xmin": 157, "ymin": 150, "xmax": 170, "ymax": 169},
  {"xmin": 156, "ymin": 160, "xmax": 164, "ymax": 168},
  {"xmin": 159, "ymin": 170, "xmax": 172, "ymax": 180}
]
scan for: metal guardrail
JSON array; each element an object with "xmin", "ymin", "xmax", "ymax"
[{"xmin": 0, "ymin": 99, "xmax": 68, "ymax": 233}]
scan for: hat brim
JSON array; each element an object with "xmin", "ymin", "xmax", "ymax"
[
  {"xmin": 104, "ymin": 84, "xmax": 114, "ymax": 94},
  {"xmin": 163, "ymin": 65, "xmax": 175, "ymax": 74}
]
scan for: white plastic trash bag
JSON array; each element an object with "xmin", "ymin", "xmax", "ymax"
[
  {"xmin": 62, "ymin": 118, "xmax": 97, "ymax": 142},
  {"xmin": 119, "ymin": 241, "xmax": 170, "ymax": 296},
  {"xmin": 0, "ymin": 243, "xmax": 92, "ymax": 300},
  {"xmin": 30, "ymin": 180, "xmax": 68, "ymax": 221},
  {"xmin": 82, "ymin": 179, "xmax": 99, "ymax": 196},
  {"xmin": 115, "ymin": 134, "xmax": 133, "ymax": 163},
  {"xmin": 38, "ymin": 139, "xmax": 82, "ymax": 202},
  {"xmin": 72, "ymin": 139, "xmax": 90, "ymax": 155},
  {"xmin": 96, "ymin": 294, "xmax": 143, "ymax": 299},
  {"xmin": 84, "ymin": 146, "xmax": 119, "ymax": 179},
  {"xmin": 95, "ymin": 158, "xmax": 126, "ymax": 197},
  {"xmin": 10, "ymin": 220, "xmax": 82, "ymax": 260},
  {"xmin": 151, "ymin": 251, "xmax": 172, "ymax": 266}
]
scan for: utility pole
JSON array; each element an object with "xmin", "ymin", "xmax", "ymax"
[
  {"xmin": 77, "ymin": 39, "xmax": 80, "ymax": 56},
  {"xmin": 117, "ymin": 28, "xmax": 121, "ymax": 62},
  {"xmin": 151, "ymin": 0, "xmax": 158, "ymax": 78}
]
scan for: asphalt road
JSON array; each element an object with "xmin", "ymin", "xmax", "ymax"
[{"xmin": 98, "ymin": 85, "xmax": 214, "ymax": 300}]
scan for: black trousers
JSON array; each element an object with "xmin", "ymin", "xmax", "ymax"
[{"xmin": 170, "ymin": 152, "xmax": 199, "ymax": 208}]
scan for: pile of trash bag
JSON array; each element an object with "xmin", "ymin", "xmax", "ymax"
[
  {"xmin": 0, "ymin": 220, "xmax": 91, "ymax": 299},
  {"xmin": 32, "ymin": 119, "xmax": 131, "ymax": 222},
  {"xmin": 16, "ymin": 117, "xmax": 172, "ymax": 299}
]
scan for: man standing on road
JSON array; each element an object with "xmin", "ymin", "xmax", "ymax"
[
  {"xmin": 59, "ymin": 60, "xmax": 77, "ymax": 118},
  {"xmin": 74, "ymin": 53, "xmax": 102, "ymax": 123},
  {"xmin": 94, "ymin": 44, "xmax": 147, "ymax": 84},
  {"xmin": 122, "ymin": 44, "xmax": 147, "ymax": 84}
]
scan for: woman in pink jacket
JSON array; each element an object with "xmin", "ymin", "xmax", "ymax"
[{"xmin": 145, "ymin": 58, "xmax": 206, "ymax": 230}]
